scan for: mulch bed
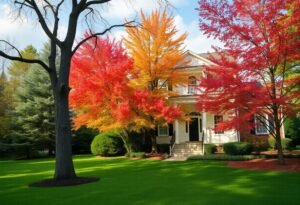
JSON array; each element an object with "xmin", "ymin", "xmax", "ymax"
[
  {"xmin": 228, "ymin": 158, "xmax": 300, "ymax": 172},
  {"xmin": 29, "ymin": 177, "xmax": 100, "ymax": 188},
  {"xmin": 260, "ymin": 150, "xmax": 300, "ymax": 155}
]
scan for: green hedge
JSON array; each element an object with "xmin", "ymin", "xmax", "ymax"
[
  {"xmin": 223, "ymin": 142, "xmax": 253, "ymax": 155},
  {"xmin": 158, "ymin": 144, "xmax": 170, "ymax": 154},
  {"xmin": 188, "ymin": 154, "xmax": 257, "ymax": 161},
  {"xmin": 91, "ymin": 131, "xmax": 125, "ymax": 156},
  {"xmin": 204, "ymin": 144, "xmax": 217, "ymax": 155},
  {"xmin": 268, "ymin": 137, "xmax": 293, "ymax": 150}
]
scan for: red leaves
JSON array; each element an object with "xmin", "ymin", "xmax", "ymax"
[
  {"xmin": 70, "ymin": 35, "xmax": 182, "ymax": 131},
  {"xmin": 197, "ymin": 0, "xmax": 300, "ymax": 132}
]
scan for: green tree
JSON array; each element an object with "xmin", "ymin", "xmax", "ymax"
[
  {"xmin": 0, "ymin": 71, "xmax": 10, "ymax": 139},
  {"xmin": 7, "ymin": 45, "xmax": 38, "ymax": 100},
  {"xmin": 0, "ymin": 0, "xmax": 155, "ymax": 181},
  {"xmin": 13, "ymin": 44, "xmax": 55, "ymax": 156}
]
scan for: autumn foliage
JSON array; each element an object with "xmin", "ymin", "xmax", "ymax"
[
  {"xmin": 70, "ymin": 35, "xmax": 181, "ymax": 141},
  {"xmin": 197, "ymin": 0, "xmax": 300, "ymax": 163},
  {"xmin": 124, "ymin": 8, "xmax": 188, "ymax": 95}
]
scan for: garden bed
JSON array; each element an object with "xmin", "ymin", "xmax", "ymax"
[{"xmin": 228, "ymin": 158, "xmax": 300, "ymax": 172}]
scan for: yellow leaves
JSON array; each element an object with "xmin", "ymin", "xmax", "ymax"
[{"xmin": 124, "ymin": 7, "xmax": 188, "ymax": 95}]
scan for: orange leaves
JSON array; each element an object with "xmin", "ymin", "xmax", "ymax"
[
  {"xmin": 70, "ymin": 34, "xmax": 182, "ymax": 132},
  {"xmin": 124, "ymin": 7, "xmax": 188, "ymax": 92}
]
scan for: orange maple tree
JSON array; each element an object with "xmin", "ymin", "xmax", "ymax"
[
  {"xmin": 124, "ymin": 7, "xmax": 188, "ymax": 152},
  {"xmin": 70, "ymin": 35, "xmax": 182, "ymax": 154}
]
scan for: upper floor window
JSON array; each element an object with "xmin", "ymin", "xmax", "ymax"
[
  {"xmin": 188, "ymin": 76, "xmax": 197, "ymax": 94},
  {"xmin": 158, "ymin": 79, "xmax": 168, "ymax": 90},
  {"xmin": 214, "ymin": 115, "xmax": 224, "ymax": 134},
  {"xmin": 255, "ymin": 114, "xmax": 269, "ymax": 135}
]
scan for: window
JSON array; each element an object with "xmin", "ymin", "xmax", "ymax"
[
  {"xmin": 188, "ymin": 76, "xmax": 197, "ymax": 94},
  {"xmin": 158, "ymin": 79, "xmax": 168, "ymax": 90},
  {"xmin": 214, "ymin": 115, "xmax": 224, "ymax": 134},
  {"xmin": 158, "ymin": 125, "xmax": 169, "ymax": 136},
  {"xmin": 255, "ymin": 115, "xmax": 269, "ymax": 135}
]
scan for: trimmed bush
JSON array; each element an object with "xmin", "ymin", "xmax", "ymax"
[
  {"xmin": 129, "ymin": 152, "xmax": 146, "ymax": 159},
  {"xmin": 158, "ymin": 144, "xmax": 170, "ymax": 154},
  {"xmin": 242, "ymin": 136, "xmax": 269, "ymax": 153},
  {"xmin": 204, "ymin": 144, "xmax": 217, "ymax": 155},
  {"xmin": 188, "ymin": 154, "xmax": 257, "ymax": 161},
  {"xmin": 282, "ymin": 138, "xmax": 293, "ymax": 150},
  {"xmin": 268, "ymin": 137, "xmax": 276, "ymax": 150},
  {"xmin": 223, "ymin": 142, "xmax": 253, "ymax": 155},
  {"xmin": 268, "ymin": 137, "xmax": 293, "ymax": 150},
  {"xmin": 91, "ymin": 132, "xmax": 125, "ymax": 156}
]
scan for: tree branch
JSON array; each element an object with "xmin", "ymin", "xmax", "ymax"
[
  {"xmin": 0, "ymin": 51, "xmax": 50, "ymax": 73},
  {"xmin": 71, "ymin": 21, "xmax": 136, "ymax": 56}
]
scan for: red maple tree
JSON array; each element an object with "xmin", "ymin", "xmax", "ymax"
[
  {"xmin": 197, "ymin": 0, "xmax": 300, "ymax": 163},
  {"xmin": 70, "ymin": 35, "xmax": 182, "ymax": 154}
]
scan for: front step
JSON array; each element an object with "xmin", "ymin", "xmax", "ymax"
[{"xmin": 171, "ymin": 142, "xmax": 204, "ymax": 157}]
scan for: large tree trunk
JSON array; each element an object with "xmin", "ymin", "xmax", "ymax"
[{"xmin": 53, "ymin": 82, "xmax": 76, "ymax": 180}]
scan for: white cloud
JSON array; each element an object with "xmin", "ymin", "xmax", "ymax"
[
  {"xmin": 101, "ymin": 0, "xmax": 187, "ymax": 20},
  {"xmin": 0, "ymin": 4, "xmax": 47, "ymax": 50},
  {"xmin": 173, "ymin": 15, "xmax": 223, "ymax": 53}
]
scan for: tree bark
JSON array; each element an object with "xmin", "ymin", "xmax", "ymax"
[
  {"xmin": 120, "ymin": 129, "xmax": 132, "ymax": 156},
  {"xmin": 273, "ymin": 108, "xmax": 285, "ymax": 165},
  {"xmin": 53, "ymin": 86, "xmax": 76, "ymax": 179},
  {"xmin": 150, "ymin": 129, "xmax": 158, "ymax": 153}
]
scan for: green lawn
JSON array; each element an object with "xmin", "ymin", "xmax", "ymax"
[{"xmin": 0, "ymin": 156, "xmax": 299, "ymax": 205}]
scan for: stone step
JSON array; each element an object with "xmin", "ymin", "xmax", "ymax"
[{"xmin": 171, "ymin": 142, "xmax": 204, "ymax": 157}]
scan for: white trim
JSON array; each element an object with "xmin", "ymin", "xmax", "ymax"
[
  {"xmin": 184, "ymin": 50, "xmax": 215, "ymax": 65},
  {"xmin": 188, "ymin": 114, "xmax": 202, "ymax": 142}
]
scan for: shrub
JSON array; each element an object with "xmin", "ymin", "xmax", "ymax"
[
  {"xmin": 268, "ymin": 137, "xmax": 276, "ymax": 150},
  {"xmin": 204, "ymin": 144, "xmax": 217, "ymax": 155},
  {"xmin": 268, "ymin": 137, "xmax": 293, "ymax": 150},
  {"xmin": 242, "ymin": 136, "xmax": 269, "ymax": 153},
  {"xmin": 188, "ymin": 154, "xmax": 256, "ymax": 161},
  {"xmin": 91, "ymin": 132, "xmax": 125, "ymax": 156},
  {"xmin": 128, "ymin": 152, "xmax": 146, "ymax": 159},
  {"xmin": 282, "ymin": 138, "xmax": 293, "ymax": 150},
  {"xmin": 73, "ymin": 126, "xmax": 99, "ymax": 154},
  {"xmin": 223, "ymin": 142, "xmax": 253, "ymax": 155},
  {"xmin": 158, "ymin": 144, "xmax": 170, "ymax": 154}
]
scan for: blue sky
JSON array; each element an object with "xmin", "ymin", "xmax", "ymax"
[{"xmin": 0, "ymin": 0, "xmax": 221, "ymax": 55}]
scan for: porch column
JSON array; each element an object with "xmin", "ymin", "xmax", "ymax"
[
  {"xmin": 202, "ymin": 112, "xmax": 207, "ymax": 143},
  {"xmin": 175, "ymin": 119, "xmax": 180, "ymax": 144}
]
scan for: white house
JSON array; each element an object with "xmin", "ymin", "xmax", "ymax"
[{"xmin": 155, "ymin": 51, "xmax": 279, "ymax": 157}]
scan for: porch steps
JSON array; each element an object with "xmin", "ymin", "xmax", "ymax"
[{"xmin": 171, "ymin": 142, "xmax": 204, "ymax": 158}]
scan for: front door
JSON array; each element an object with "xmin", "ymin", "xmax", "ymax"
[{"xmin": 189, "ymin": 118, "xmax": 199, "ymax": 141}]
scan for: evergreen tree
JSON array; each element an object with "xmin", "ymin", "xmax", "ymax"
[
  {"xmin": 0, "ymin": 70, "xmax": 10, "ymax": 139},
  {"xmin": 13, "ymin": 44, "xmax": 55, "ymax": 156}
]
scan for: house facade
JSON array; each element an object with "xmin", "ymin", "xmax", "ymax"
[{"xmin": 156, "ymin": 51, "xmax": 283, "ymax": 156}]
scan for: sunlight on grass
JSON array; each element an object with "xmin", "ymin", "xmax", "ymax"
[{"xmin": 0, "ymin": 156, "xmax": 299, "ymax": 205}]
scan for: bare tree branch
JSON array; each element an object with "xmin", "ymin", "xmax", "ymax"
[
  {"xmin": 71, "ymin": 21, "xmax": 137, "ymax": 56},
  {"xmin": 0, "ymin": 51, "xmax": 50, "ymax": 73}
]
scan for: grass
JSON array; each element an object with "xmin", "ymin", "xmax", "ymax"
[{"xmin": 0, "ymin": 155, "xmax": 300, "ymax": 205}]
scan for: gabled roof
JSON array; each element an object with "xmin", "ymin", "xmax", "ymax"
[{"xmin": 184, "ymin": 50, "xmax": 216, "ymax": 66}]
